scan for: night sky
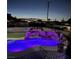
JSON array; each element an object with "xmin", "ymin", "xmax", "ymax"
[{"xmin": 7, "ymin": 0, "xmax": 71, "ymax": 21}]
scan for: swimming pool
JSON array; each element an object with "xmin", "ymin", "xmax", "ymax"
[{"xmin": 7, "ymin": 38, "xmax": 61, "ymax": 52}]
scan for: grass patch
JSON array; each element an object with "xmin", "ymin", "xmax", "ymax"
[{"xmin": 7, "ymin": 32, "xmax": 25, "ymax": 38}]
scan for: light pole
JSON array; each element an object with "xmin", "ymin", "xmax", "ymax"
[{"xmin": 47, "ymin": 0, "xmax": 51, "ymax": 21}]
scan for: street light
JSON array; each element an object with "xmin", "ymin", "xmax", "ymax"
[{"xmin": 47, "ymin": 0, "xmax": 51, "ymax": 21}]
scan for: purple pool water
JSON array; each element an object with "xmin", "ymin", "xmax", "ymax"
[{"xmin": 7, "ymin": 38, "xmax": 61, "ymax": 52}]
